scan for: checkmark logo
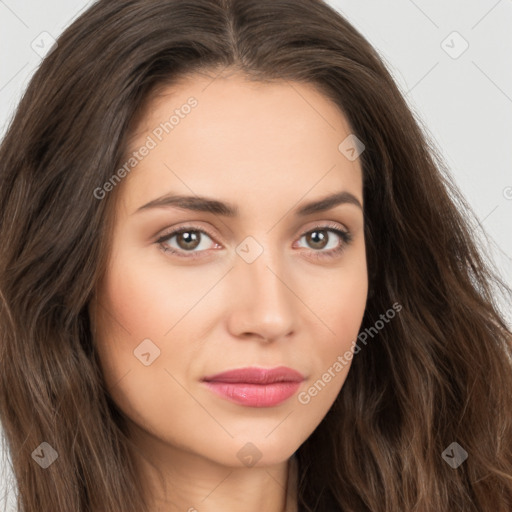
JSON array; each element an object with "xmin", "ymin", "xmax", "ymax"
[
  {"xmin": 236, "ymin": 236, "xmax": 263, "ymax": 264},
  {"xmin": 237, "ymin": 442, "xmax": 262, "ymax": 467},
  {"xmin": 31, "ymin": 442, "xmax": 59, "ymax": 469},
  {"xmin": 134, "ymin": 338, "xmax": 161, "ymax": 366},
  {"xmin": 338, "ymin": 134, "xmax": 365, "ymax": 161},
  {"xmin": 442, "ymin": 442, "xmax": 468, "ymax": 468},
  {"xmin": 441, "ymin": 31, "xmax": 469, "ymax": 59},
  {"xmin": 31, "ymin": 31, "xmax": 58, "ymax": 59}
]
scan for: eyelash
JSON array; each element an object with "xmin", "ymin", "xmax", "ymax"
[{"xmin": 155, "ymin": 222, "xmax": 353, "ymax": 261}]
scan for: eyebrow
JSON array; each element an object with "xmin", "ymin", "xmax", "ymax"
[{"xmin": 134, "ymin": 190, "xmax": 362, "ymax": 217}]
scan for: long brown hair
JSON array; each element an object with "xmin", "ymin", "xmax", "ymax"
[{"xmin": 1, "ymin": 0, "xmax": 511, "ymax": 510}]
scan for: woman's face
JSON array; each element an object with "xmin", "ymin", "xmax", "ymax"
[{"xmin": 90, "ymin": 72, "xmax": 368, "ymax": 470}]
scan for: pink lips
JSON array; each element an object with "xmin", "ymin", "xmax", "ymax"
[{"xmin": 201, "ymin": 366, "xmax": 305, "ymax": 407}]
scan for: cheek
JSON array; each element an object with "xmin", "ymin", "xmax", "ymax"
[
  {"xmin": 96, "ymin": 248, "xmax": 215, "ymax": 341},
  {"xmin": 308, "ymin": 242, "xmax": 368, "ymax": 342},
  {"xmin": 298, "ymin": 250, "xmax": 368, "ymax": 406},
  {"xmin": 91, "ymin": 256, "xmax": 206, "ymax": 438},
  {"xmin": 90, "ymin": 255, "xmax": 172, "ymax": 392}
]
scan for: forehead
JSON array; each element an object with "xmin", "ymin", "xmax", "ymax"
[
  {"xmin": 128, "ymin": 71, "xmax": 355, "ymax": 149},
  {"xmin": 117, "ymin": 72, "xmax": 363, "ymax": 218}
]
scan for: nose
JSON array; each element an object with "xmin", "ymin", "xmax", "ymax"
[{"xmin": 225, "ymin": 242, "xmax": 297, "ymax": 343}]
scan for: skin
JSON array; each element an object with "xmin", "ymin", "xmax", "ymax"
[{"xmin": 89, "ymin": 70, "xmax": 368, "ymax": 512}]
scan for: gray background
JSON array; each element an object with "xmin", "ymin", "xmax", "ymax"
[{"xmin": 1, "ymin": 1, "xmax": 511, "ymax": 509}]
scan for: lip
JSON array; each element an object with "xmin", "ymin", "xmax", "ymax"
[{"xmin": 201, "ymin": 366, "xmax": 305, "ymax": 407}]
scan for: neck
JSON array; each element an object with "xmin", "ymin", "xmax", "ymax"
[{"xmin": 129, "ymin": 426, "xmax": 299, "ymax": 512}]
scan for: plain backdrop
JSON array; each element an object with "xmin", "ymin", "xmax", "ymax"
[{"xmin": 0, "ymin": 1, "xmax": 511, "ymax": 510}]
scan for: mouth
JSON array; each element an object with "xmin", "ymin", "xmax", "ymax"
[{"xmin": 201, "ymin": 366, "xmax": 305, "ymax": 408}]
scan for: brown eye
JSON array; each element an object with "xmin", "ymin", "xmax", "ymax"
[
  {"xmin": 156, "ymin": 226, "xmax": 218, "ymax": 259},
  {"xmin": 174, "ymin": 230, "xmax": 201, "ymax": 251},
  {"xmin": 304, "ymin": 229, "xmax": 329, "ymax": 250},
  {"xmin": 295, "ymin": 224, "xmax": 353, "ymax": 260}
]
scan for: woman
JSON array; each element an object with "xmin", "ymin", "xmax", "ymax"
[{"xmin": 1, "ymin": 0, "xmax": 511, "ymax": 511}]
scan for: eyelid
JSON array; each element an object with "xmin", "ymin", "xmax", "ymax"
[
  {"xmin": 298, "ymin": 219, "xmax": 348, "ymax": 237},
  {"xmin": 155, "ymin": 222, "xmax": 218, "ymax": 244}
]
